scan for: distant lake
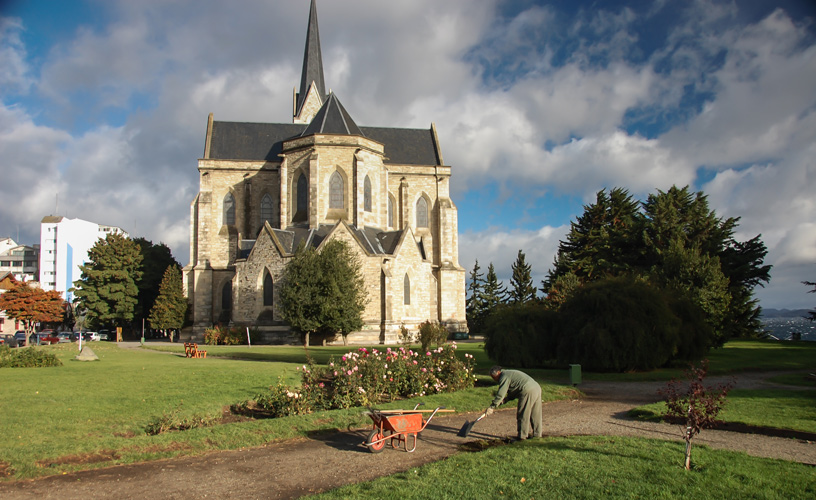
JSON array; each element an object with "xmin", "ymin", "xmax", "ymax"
[{"xmin": 761, "ymin": 316, "xmax": 815, "ymax": 341}]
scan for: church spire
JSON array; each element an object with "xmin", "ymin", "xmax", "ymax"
[{"xmin": 295, "ymin": 0, "xmax": 326, "ymax": 121}]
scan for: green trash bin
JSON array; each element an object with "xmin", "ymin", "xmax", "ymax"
[{"xmin": 569, "ymin": 364, "xmax": 581, "ymax": 386}]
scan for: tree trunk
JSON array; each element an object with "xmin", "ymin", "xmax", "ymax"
[{"xmin": 304, "ymin": 331, "xmax": 310, "ymax": 346}]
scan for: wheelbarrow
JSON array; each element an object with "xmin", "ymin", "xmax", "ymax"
[{"xmin": 363, "ymin": 404, "xmax": 450, "ymax": 453}]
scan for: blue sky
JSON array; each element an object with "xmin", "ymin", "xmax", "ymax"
[{"xmin": 1, "ymin": 0, "xmax": 815, "ymax": 309}]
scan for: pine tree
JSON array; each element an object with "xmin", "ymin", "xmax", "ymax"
[
  {"xmin": 466, "ymin": 260, "xmax": 488, "ymax": 334},
  {"xmin": 508, "ymin": 250, "xmax": 536, "ymax": 304},
  {"xmin": 73, "ymin": 232, "xmax": 143, "ymax": 329},
  {"xmin": 483, "ymin": 262, "xmax": 507, "ymax": 310},
  {"xmin": 148, "ymin": 265, "xmax": 187, "ymax": 340}
]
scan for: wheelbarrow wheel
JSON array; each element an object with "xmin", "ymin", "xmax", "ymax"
[{"xmin": 367, "ymin": 430, "xmax": 386, "ymax": 453}]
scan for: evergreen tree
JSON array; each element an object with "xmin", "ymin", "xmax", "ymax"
[
  {"xmin": 508, "ymin": 250, "xmax": 536, "ymax": 304},
  {"xmin": 466, "ymin": 260, "xmax": 488, "ymax": 334},
  {"xmin": 148, "ymin": 265, "xmax": 188, "ymax": 340},
  {"xmin": 73, "ymin": 232, "xmax": 143, "ymax": 329},
  {"xmin": 279, "ymin": 240, "xmax": 367, "ymax": 345},
  {"xmin": 483, "ymin": 263, "xmax": 507, "ymax": 310},
  {"xmin": 0, "ymin": 281, "xmax": 64, "ymax": 346},
  {"xmin": 546, "ymin": 188, "xmax": 641, "ymax": 287}
]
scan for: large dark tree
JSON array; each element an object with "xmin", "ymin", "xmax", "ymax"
[
  {"xmin": 544, "ymin": 186, "xmax": 770, "ymax": 344},
  {"xmin": 73, "ymin": 233, "xmax": 143, "ymax": 329},
  {"xmin": 133, "ymin": 238, "xmax": 179, "ymax": 321},
  {"xmin": 0, "ymin": 281, "xmax": 64, "ymax": 346},
  {"xmin": 508, "ymin": 250, "xmax": 536, "ymax": 304},
  {"xmin": 278, "ymin": 240, "xmax": 367, "ymax": 345}
]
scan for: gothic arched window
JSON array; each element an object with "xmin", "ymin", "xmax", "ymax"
[
  {"xmin": 263, "ymin": 272, "xmax": 274, "ymax": 307},
  {"xmin": 260, "ymin": 194, "xmax": 274, "ymax": 226},
  {"xmin": 223, "ymin": 193, "xmax": 236, "ymax": 226},
  {"xmin": 387, "ymin": 195, "xmax": 394, "ymax": 228},
  {"xmin": 364, "ymin": 175, "xmax": 372, "ymax": 212},
  {"xmin": 403, "ymin": 274, "xmax": 411, "ymax": 305},
  {"xmin": 296, "ymin": 173, "xmax": 308, "ymax": 214},
  {"xmin": 416, "ymin": 197, "xmax": 428, "ymax": 228},
  {"xmin": 330, "ymin": 171, "xmax": 343, "ymax": 209}
]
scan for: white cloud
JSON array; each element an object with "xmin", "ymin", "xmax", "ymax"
[{"xmin": 1, "ymin": 0, "xmax": 814, "ymax": 311}]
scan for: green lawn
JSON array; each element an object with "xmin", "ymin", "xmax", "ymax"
[
  {"xmin": 0, "ymin": 339, "xmax": 813, "ymax": 482},
  {"xmin": 308, "ymin": 436, "xmax": 816, "ymax": 499}
]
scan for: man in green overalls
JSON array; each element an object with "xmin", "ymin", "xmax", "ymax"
[{"xmin": 486, "ymin": 365, "xmax": 543, "ymax": 441}]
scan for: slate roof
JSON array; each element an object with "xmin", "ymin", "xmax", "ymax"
[
  {"xmin": 301, "ymin": 93, "xmax": 363, "ymax": 137},
  {"xmin": 208, "ymin": 121, "xmax": 440, "ymax": 166}
]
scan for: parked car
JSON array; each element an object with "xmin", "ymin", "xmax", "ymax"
[
  {"xmin": 86, "ymin": 332, "xmax": 100, "ymax": 341},
  {"xmin": 98, "ymin": 329, "xmax": 111, "ymax": 341},
  {"xmin": 14, "ymin": 331, "xmax": 28, "ymax": 346},
  {"xmin": 0, "ymin": 334, "xmax": 19, "ymax": 347},
  {"xmin": 57, "ymin": 332, "xmax": 73, "ymax": 343},
  {"xmin": 33, "ymin": 332, "xmax": 60, "ymax": 345}
]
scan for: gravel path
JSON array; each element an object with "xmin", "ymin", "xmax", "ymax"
[{"xmin": 0, "ymin": 371, "xmax": 813, "ymax": 499}]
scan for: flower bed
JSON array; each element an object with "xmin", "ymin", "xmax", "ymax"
[{"xmin": 235, "ymin": 343, "xmax": 476, "ymax": 417}]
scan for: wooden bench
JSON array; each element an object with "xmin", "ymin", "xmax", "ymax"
[{"xmin": 184, "ymin": 342, "xmax": 207, "ymax": 358}]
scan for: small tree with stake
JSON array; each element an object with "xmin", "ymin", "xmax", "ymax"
[{"xmin": 660, "ymin": 360, "xmax": 734, "ymax": 470}]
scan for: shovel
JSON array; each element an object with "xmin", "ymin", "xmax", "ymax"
[{"xmin": 458, "ymin": 409, "xmax": 489, "ymax": 437}]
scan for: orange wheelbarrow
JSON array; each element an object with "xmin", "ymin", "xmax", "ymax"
[{"xmin": 363, "ymin": 404, "xmax": 449, "ymax": 453}]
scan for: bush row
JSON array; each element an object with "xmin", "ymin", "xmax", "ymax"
[
  {"xmin": 234, "ymin": 343, "xmax": 476, "ymax": 418},
  {"xmin": 0, "ymin": 345, "xmax": 63, "ymax": 368},
  {"xmin": 485, "ymin": 278, "xmax": 713, "ymax": 372},
  {"xmin": 203, "ymin": 325, "xmax": 262, "ymax": 345}
]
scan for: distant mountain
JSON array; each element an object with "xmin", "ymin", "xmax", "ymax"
[{"xmin": 761, "ymin": 308, "xmax": 813, "ymax": 318}]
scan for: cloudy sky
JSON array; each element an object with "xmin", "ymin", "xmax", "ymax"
[{"xmin": 1, "ymin": 0, "xmax": 815, "ymax": 309}]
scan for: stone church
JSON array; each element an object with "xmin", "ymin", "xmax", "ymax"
[{"xmin": 184, "ymin": 0, "xmax": 467, "ymax": 343}]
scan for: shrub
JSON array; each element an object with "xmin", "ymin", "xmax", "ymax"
[
  {"xmin": 483, "ymin": 303, "xmax": 560, "ymax": 368},
  {"xmin": 0, "ymin": 345, "xmax": 63, "ymax": 368},
  {"xmin": 557, "ymin": 278, "xmax": 684, "ymax": 371},
  {"xmin": 204, "ymin": 325, "xmax": 261, "ymax": 345},
  {"xmin": 418, "ymin": 320, "xmax": 449, "ymax": 352}
]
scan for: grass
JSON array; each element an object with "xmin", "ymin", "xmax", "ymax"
[
  {"xmin": 0, "ymin": 339, "xmax": 813, "ymax": 482},
  {"xmin": 308, "ymin": 436, "xmax": 816, "ymax": 499},
  {"xmin": 633, "ymin": 388, "xmax": 816, "ymax": 434},
  {"xmin": 0, "ymin": 341, "xmax": 573, "ymax": 479}
]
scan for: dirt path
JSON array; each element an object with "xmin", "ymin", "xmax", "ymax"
[{"xmin": 1, "ymin": 371, "xmax": 813, "ymax": 499}]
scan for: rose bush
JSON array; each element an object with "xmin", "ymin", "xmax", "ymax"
[{"xmin": 242, "ymin": 343, "xmax": 476, "ymax": 417}]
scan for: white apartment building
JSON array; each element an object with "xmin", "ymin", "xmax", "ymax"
[{"xmin": 39, "ymin": 216, "xmax": 128, "ymax": 302}]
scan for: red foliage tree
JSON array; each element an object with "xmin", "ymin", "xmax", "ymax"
[
  {"xmin": 659, "ymin": 359, "xmax": 734, "ymax": 470},
  {"xmin": 0, "ymin": 282, "xmax": 65, "ymax": 346}
]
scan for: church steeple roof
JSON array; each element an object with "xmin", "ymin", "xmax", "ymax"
[
  {"xmin": 301, "ymin": 93, "xmax": 364, "ymax": 137},
  {"xmin": 296, "ymin": 0, "xmax": 326, "ymax": 116}
]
